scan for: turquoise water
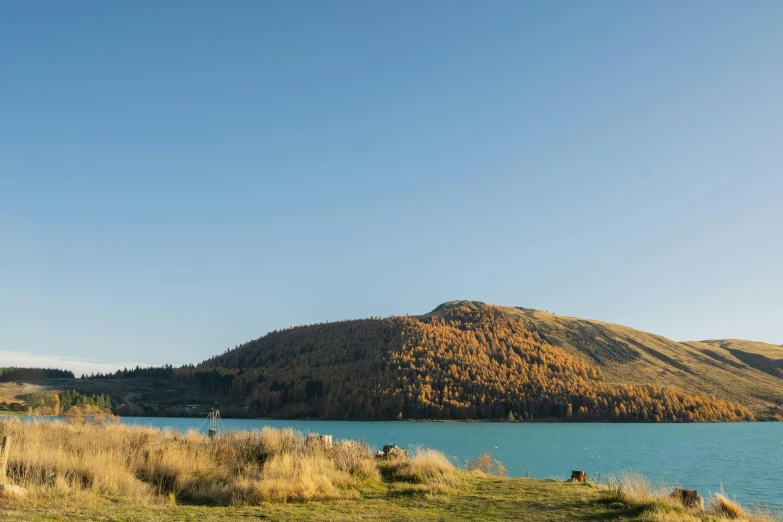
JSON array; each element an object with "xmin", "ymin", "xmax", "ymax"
[{"xmin": 114, "ymin": 418, "xmax": 783, "ymax": 509}]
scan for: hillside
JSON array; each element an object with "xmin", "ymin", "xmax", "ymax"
[
  {"xmin": 684, "ymin": 339, "xmax": 783, "ymax": 379},
  {"xmin": 467, "ymin": 303, "xmax": 783, "ymax": 418},
  {"xmin": 0, "ymin": 368, "xmax": 77, "ymax": 416},
  {"xmin": 195, "ymin": 301, "xmax": 759, "ymax": 421}
]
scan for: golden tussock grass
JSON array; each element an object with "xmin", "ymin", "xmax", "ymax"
[
  {"xmin": 0, "ymin": 419, "xmax": 380, "ymax": 506},
  {"xmin": 710, "ymin": 493, "xmax": 747, "ymax": 519},
  {"xmin": 387, "ymin": 445, "xmax": 458, "ymax": 489},
  {"xmin": 606, "ymin": 473, "xmax": 672, "ymax": 505},
  {"xmin": 606, "ymin": 473, "xmax": 779, "ymax": 522}
]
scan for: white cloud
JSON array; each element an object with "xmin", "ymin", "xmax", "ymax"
[{"xmin": 0, "ymin": 350, "xmax": 152, "ymax": 377}]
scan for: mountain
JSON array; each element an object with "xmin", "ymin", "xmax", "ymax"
[{"xmin": 191, "ymin": 301, "xmax": 776, "ymax": 421}]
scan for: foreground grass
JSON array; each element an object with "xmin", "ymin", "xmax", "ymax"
[
  {"xmin": 0, "ymin": 419, "xmax": 779, "ymax": 521},
  {"xmin": 0, "ymin": 477, "xmax": 637, "ymax": 521}
]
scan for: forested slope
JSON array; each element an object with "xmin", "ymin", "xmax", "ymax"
[
  {"xmin": 198, "ymin": 302, "xmax": 757, "ymax": 421},
  {"xmin": 480, "ymin": 303, "xmax": 783, "ymax": 418}
]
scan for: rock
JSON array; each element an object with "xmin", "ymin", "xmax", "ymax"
[
  {"xmin": 384, "ymin": 444, "xmax": 406, "ymax": 458},
  {"xmin": 569, "ymin": 470, "xmax": 587, "ymax": 483},
  {"xmin": 671, "ymin": 488, "xmax": 704, "ymax": 510},
  {"xmin": 0, "ymin": 484, "xmax": 28, "ymax": 500},
  {"xmin": 376, "ymin": 444, "xmax": 407, "ymax": 459}
]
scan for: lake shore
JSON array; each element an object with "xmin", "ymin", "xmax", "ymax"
[
  {"xmin": 0, "ymin": 419, "xmax": 779, "ymax": 521},
  {"xmin": 11, "ymin": 415, "xmax": 783, "ymax": 509}
]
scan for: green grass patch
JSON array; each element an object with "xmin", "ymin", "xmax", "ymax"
[
  {"xmin": 0, "ymin": 476, "xmax": 646, "ymax": 521},
  {"xmin": 0, "ymin": 406, "xmax": 24, "ymax": 416}
]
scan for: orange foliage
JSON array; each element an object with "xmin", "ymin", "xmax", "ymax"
[{"xmin": 197, "ymin": 305, "xmax": 754, "ymax": 422}]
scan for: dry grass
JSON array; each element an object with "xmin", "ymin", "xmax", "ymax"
[
  {"xmin": 710, "ymin": 493, "xmax": 747, "ymax": 519},
  {"xmin": 605, "ymin": 473, "xmax": 780, "ymax": 522},
  {"xmin": 606, "ymin": 473, "xmax": 673, "ymax": 505},
  {"xmin": 638, "ymin": 510, "xmax": 701, "ymax": 522},
  {"xmin": 0, "ymin": 419, "xmax": 380, "ymax": 506},
  {"xmin": 385, "ymin": 445, "xmax": 458, "ymax": 490}
]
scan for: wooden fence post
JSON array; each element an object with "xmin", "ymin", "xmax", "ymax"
[{"xmin": 0, "ymin": 436, "xmax": 10, "ymax": 484}]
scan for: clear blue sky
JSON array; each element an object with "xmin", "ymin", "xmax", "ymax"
[{"xmin": 2, "ymin": 2, "xmax": 782, "ymax": 374}]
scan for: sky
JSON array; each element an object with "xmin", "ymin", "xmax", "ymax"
[{"xmin": 2, "ymin": 2, "xmax": 782, "ymax": 376}]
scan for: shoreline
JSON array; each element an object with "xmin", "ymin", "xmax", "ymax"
[
  {"xmin": 8, "ymin": 412, "xmax": 775, "ymax": 424},
  {"xmin": 0, "ymin": 419, "xmax": 778, "ymax": 522}
]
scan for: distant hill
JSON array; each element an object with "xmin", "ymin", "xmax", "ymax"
[
  {"xmin": 684, "ymin": 339, "xmax": 783, "ymax": 380},
  {"xmin": 193, "ymin": 301, "xmax": 771, "ymax": 421}
]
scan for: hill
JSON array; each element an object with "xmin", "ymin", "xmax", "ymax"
[
  {"xmin": 193, "ymin": 301, "xmax": 761, "ymax": 421},
  {"xmin": 0, "ymin": 368, "xmax": 77, "ymax": 416},
  {"xmin": 684, "ymin": 339, "xmax": 783, "ymax": 379},
  {"xmin": 465, "ymin": 303, "xmax": 783, "ymax": 418}
]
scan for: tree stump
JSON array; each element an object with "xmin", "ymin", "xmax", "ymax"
[
  {"xmin": 306, "ymin": 434, "xmax": 333, "ymax": 448},
  {"xmin": 671, "ymin": 488, "xmax": 704, "ymax": 510},
  {"xmin": 570, "ymin": 470, "xmax": 587, "ymax": 483}
]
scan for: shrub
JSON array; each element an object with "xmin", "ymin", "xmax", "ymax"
[
  {"xmin": 389, "ymin": 446, "xmax": 458, "ymax": 489},
  {"xmin": 466, "ymin": 453, "xmax": 506, "ymax": 476}
]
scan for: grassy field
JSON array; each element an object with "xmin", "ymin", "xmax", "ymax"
[
  {"xmin": 0, "ymin": 478, "xmax": 645, "ymax": 521},
  {"xmin": 0, "ymin": 419, "xmax": 778, "ymax": 521},
  {"xmin": 0, "ymin": 382, "xmax": 49, "ymax": 405},
  {"xmin": 0, "ymin": 383, "xmax": 39, "ymax": 416}
]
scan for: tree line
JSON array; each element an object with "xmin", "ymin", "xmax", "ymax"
[
  {"xmin": 25, "ymin": 390, "xmax": 112, "ymax": 416},
  {"xmin": 0, "ymin": 367, "xmax": 74, "ymax": 382},
  {"xmin": 84, "ymin": 364, "xmax": 178, "ymax": 380}
]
